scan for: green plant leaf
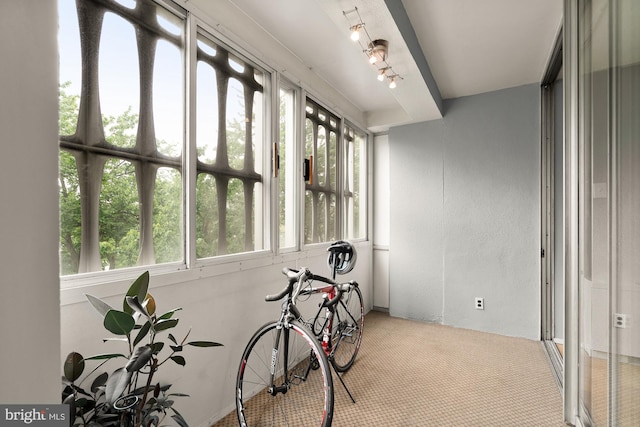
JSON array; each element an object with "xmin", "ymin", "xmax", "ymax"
[
  {"xmin": 64, "ymin": 352, "xmax": 85, "ymax": 382},
  {"xmin": 158, "ymin": 308, "xmax": 182, "ymax": 320},
  {"xmin": 103, "ymin": 310, "xmax": 135, "ymax": 336},
  {"xmin": 154, "ymin": 318, "xmax": 179, "ymax": 332},
  {"xmin": 62, "ymin": 393, "xmax": 76, "ymax": 420},
  {"xmin": 83, "ymin": 353, "xmax": 127, "ymax": 361},
  {"xmin": 85, "ymin": 294, "xmax": 114, "ymax": 318},
  {"xmin": 170, "ymin": 356, "xmax": 186, "ymax": 366},
  {"xmin": 168, "ymin": 333, "xmax": 177, "ymax": 344},
  {"xmin": 125, "ymin": 345, "xmax": 153, "ymax": 372},
  {"xmin": 105, "ymin": 367, "xmax": 132, "ymax": 404},
  {"xmin": 123, "ymin": 271, "xmax": 149, "ymax": 314},
  {"xmin": 150, "ymin": 342, "xmax": 164, "ymax": 354},
  {"xmin": 125, "ymin": 295, "xmax": 151, "ymax": 320},
  {"xmin": 170, "ymin": 345, "xmax": 183, "ymax": 352},
  {"xmin": 171, "ymin": 411, "xmax": 188, "ymax": 427},
  {"xmin": 90, "ymin": 372, "xmax": 109, "ymax": 393},
  {"xmin": 133, "ymin": 320, "xmax": 151, "ymax": 346},
  {"xmin": 186, "ymin": 341, "xmax": 223, "ymax": 347}
]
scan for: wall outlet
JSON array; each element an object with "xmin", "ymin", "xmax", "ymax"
[
  {"xmin": 615, "ymin": 313, "xmax": 629, "ymax": 328},
  {"xmin": 475, "ymin": 297, "xmax": 484, "ymax": 310}
]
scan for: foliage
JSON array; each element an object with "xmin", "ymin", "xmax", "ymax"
[
  {"xmin": 62, "ymin": 271, "xmax": 222, "ymax": 426},
  {"xmin": 59, "ymin": 83, "xmax": 253, "ymax": 275}
]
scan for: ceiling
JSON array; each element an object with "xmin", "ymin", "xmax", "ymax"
[{"xmin": 227, "ymin": 0, "xmax": 563, "ymax": 132}]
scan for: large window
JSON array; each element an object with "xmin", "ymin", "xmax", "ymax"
[
  {"xmin": 58, "ymin": 0, "xmax": 367, "ymax": 277},
  {"xmin": 195, "ymin": 31, "xmax": 265, "ymax": 258},
  {"xmin": 344, "ymin": 123, "xmax": 367, "ymax": 240},
  {"xmin": 304, "ymin": 100, "xmax": 338, "ymax": 244},
  {"xmin": 59, "ymin": 0, "xmax": 186, "ymax": 274}
]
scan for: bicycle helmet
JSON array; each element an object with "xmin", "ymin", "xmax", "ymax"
[{"xmin": 327, "ymin": 240, "xmax": 357, "ymax": 275}]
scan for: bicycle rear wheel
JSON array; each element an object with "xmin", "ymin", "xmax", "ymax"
[
  {"xmin": 236, "ymin": 320, "xmax": 334, "ymax": 427},
  {"xmin": 330, "ymin": 284, "xmax": 364, "ymax": 372}
]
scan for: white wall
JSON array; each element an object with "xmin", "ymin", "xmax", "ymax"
[
  {"xmin": 389, "ymin": 84, "xmax": 541, "ymax": 340},
  {"xmin": 61, "ymin": 247, "xmax": 372, "ymax": 425},
  {"xmin": 0, "ymin": 0, "xmax": 61, "ymax": 404},
  {"xmin": 373, "ymin": 133, "xmax": 390, "ymax": 309}
]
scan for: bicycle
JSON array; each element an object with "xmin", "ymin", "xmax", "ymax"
[
  {"xmin": 302, "ymin": 241, "xmax": 364, "ymax": 374},
  {"xmin": 236, "ymin": 241, "xmax": 363, "ymax": 426},
  {"xmin": 236, "ymin": 267, "xmax": 335, "ymax": 427}
]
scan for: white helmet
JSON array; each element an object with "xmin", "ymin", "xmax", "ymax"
[{"xmin": 327, "ymin": 240, "xmax": 357, "ymax": 275}]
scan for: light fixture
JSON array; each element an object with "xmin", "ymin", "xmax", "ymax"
[
  {"xmin": 367, "ymin": 39, "xmax": 388, "ymax": 64},
  {"xmin": 377, "ymin": 67, "xmax": 389, "ymax": 81},
  {"xmin": 343, "ymin": 6, "xmax": 402, "ymax": 88},
  {"xmin": 350, "ymin": 23, "xmax": 363, "ymax": 42}
]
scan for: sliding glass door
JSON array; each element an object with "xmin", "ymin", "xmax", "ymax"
[{"xmin": 566, "ymin": 0, "xmax": 640, "ymax": 425}]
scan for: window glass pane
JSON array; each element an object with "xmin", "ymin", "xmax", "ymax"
[
  {"xmin": 196, "ymin": 60, "xmax": 218, "ymax": 164},
  {"xmin": 329, "ymin": 130, "xmax": 337, "ymax": 190},
  {"xmin": 59, "ymin": 151, "xmax": 81, "ymax": 276},
  {"xmin": 100, "ymin": 12, "xmax": 139, "ymax": 148},
  {"xmin": 226, "ymin": 178, "xmax": 247, "ymax": 254},
  {"xmin": 153, "ymin": 167, "xmax": 183, "ymax": 263},
  {"xmin": 344, "ymin": 124, "xmax": 366, "ymax": 239},
  {"xmin": 318, "ymin": 192, "xmax": 327, "ymax": 241},
  {"xmin": 154, "ymin": 40, "xmax": 183, "ymax": 157},
  {"xmin": 304, "ymin": 99, "xmax": 339, "ymax": 245},
  {"xmin": 99, "ymin": 159, "xmax": 139, "ymax": 271},
  {"xmin": 227, "ymin": 78, "xmax": 246, "ymax": 170},
  {"xmin": 196, "ymin": 173, "xmax": 218, "ymax": 258},
  {"xmin": 195, "ymin": 29, "xmax": 265, "ymax": 259},
  {"xmin": 58, "ymin": 0, "xmax": 80, "ymax": 136},
  {"xmin": 305, "ymin": 190, "xmax": 314, "ymax": 244},
  {"xmin": 58, "ymin": 0, "xmax": 186, "ymax": 275},
  {"xmin": 317, "ymin": 126, "xmax": 327, "ymax": 186},
  {"xmin": 279, "ymin": 87, "xmax": 296, "ymax": 249}
]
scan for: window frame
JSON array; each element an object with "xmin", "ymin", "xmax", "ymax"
[{"xmin": 58, "ymin": 0, "xmax": 369, "ymax": 288}]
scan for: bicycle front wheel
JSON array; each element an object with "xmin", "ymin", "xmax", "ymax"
[
  {"xmin": 330, "ymin": 284, "xmax": 364, "ymax": 372},
  {"xmin": 236, "ymin": 320, "xmax": 334, "ymax": 427}
]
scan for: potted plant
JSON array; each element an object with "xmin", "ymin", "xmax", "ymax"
[{"xmin": 62, "ymin": 271, "xmax": 222, "ymax": 427}]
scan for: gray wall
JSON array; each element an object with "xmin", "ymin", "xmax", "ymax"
[
  {"xmin": 389, "ymin": 84, "xmax": 541, "ymax": 340},
  {"xmin": 0, "ymin": 0, "xmax": 61, "ymax": 403}
]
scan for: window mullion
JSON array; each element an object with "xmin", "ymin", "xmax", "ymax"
[{"xmin": 184, "ymin": 13, "xmax": 198, "ymax": 268}]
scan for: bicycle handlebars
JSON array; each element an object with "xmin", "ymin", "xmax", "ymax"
[
  {"xmin": 264, "ymin": 267, "xmax": 349, "ymax": 311},
  {"xmin": 265, "ymin": 268, "xmax": 310, "ymax": 302}
]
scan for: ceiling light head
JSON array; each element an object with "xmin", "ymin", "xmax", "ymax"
[
  {"xmin": 377, "ymin": 67, "xmax": 389, "ymax": 82},
  {"xmin": 350, "ymin": 23, "xmax": 363, "ymax": 41},
  {"xmin": 388, "ymin": 76, "xmax": 397, "ymax": 89},
  {"xmin": 367, "ymin": 39, "xmax": 388, "ymax": 64}
]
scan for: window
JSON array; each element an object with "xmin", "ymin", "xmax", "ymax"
[
  {"xmin": 58, "ymin": 0, "xmax": 185, "ymax": 274},
  {"xmin": 58, "ymin": 0, "xmax": 367, "ymax": 277},
  {"xmin": 58, "ymin": 0, "xmax": 267, "ymax": 275},
  {"xmin": 278, "ymin": 84, "xmax": 299, "ymax": 250},
  {"xmin": 304, "ymin": 100, "xmax": 339, "ymax": 244},
  {"xmin": 344, "ymin": 123, "xmax": 367, "ymax": 240},
  {"xmin": 195, "ymin": 31, "xmax": 265, "ymax": 258}
]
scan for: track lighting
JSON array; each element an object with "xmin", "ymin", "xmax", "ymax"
[
  {"xmin": 377, "ymin": 67, "xmax": 390, "ymax": 82},
  {"xmin": 343, "ymin": 6, "xmax": 402, "ymax": 88},
  {"xmin": 350, "ymin": 23, "xmax": 363, "ymax": 42}
]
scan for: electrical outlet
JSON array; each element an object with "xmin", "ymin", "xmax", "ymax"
[
  {"xmin": 615, "ymin": 313, "xmax": 629, "ymax": 328},
  {"xmin": 475, "ymin": 297, "xmax": 484, "ymax": 310}
]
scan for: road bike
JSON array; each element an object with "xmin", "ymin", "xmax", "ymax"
[
  {"xmin": 236, "ymin": 241, "xmax": 364, "ymax": 426},
  {"xmin": 301, "ymin": 242, "xmax": 364, "ymax": 374},
  {"xmin": 236, "ymin": 267, "xmax": 334, "ymax": 426}
]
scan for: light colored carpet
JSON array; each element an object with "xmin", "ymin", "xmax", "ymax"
[{"xmin": 214, "ymin": 310, "xmax": 566, "ymax": 426}]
